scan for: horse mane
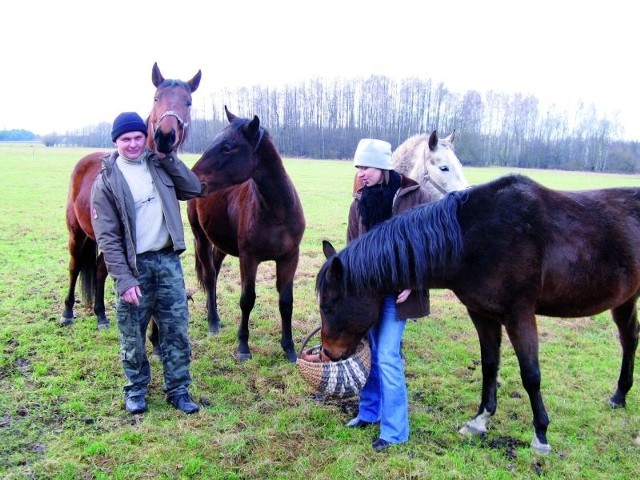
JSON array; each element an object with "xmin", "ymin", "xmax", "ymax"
[
  {"xmin": 319, "ymin": 191, "xmax": 466, "ymax": 295},
  {"xmin": 392, "ymin": 133, "xmax": 428, "ymax": 175}
]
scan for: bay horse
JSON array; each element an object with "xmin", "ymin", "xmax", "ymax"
[
  {"xmin": 61, "ymin": 62, "xmax": 201, "ymax": 330},
  {"xmin": 315, "ymin": 174, "xmax": 640, "ymax": 453},
  {"xmin": 186, "ymin": 106, "xmax": 306, "ymax": 362},
  {"xmin": 352, "ymin": 130, "xmax": 469, "ymax": 198}
]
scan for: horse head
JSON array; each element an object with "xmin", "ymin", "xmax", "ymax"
[
  {"xmin": 315, "ymin": 240, "xmax": 381, "ymax": 362},
  {"xmin": 406, "ymin": 130, "xmax": 469, "ymax": 199},
  {"xmin": 191, "ymin": 106, "xmax": 263, "ymax": 195},
  {"xmin": 148, "ymin": 62, "xmax": 201, "ymax": 154}
]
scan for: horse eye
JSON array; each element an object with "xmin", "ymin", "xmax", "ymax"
[
  {"xmin": 439, "ymin": 166, "xmax": 450, "ymax": 172},
  {"xmin": 187, "ymin": 101, "xmax": 192, "ymax": 107},
  {"xmin": 154, "ymin": 97, "xmax": 159, "ymax": 102}
]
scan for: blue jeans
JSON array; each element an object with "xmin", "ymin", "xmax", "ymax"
[
  {"xmin": 356, "ymin": 294, "xmax": 408, "ymax": 443},
  {"xmin": 116, "ymin": 249, "xmax": 192, "ymax": 399}
]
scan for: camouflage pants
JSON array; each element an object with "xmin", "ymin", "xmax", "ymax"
[{"xmin": 116, "ymin": 249, "xmax": 192, "ymax": 399}]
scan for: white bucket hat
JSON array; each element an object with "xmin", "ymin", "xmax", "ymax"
[{"xmin": 353, "ymin": 138, "xmax": 393, "ymax": 170}]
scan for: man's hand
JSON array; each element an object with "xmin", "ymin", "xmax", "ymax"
[{"xmin": 121, "ymin": 286, "xmax": 142, "ymax": 306}]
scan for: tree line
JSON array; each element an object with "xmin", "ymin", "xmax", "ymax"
[{"xmin": 53, "ymin": 75, "xmax": 640, "ymax": 173}]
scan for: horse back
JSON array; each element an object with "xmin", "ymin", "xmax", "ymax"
[{"xmin": 454, "ymin": 175, "xmax": 640, "ymax": 317}]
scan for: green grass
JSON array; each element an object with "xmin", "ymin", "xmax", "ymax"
[{"xmin": 0, "ymin": 144, "xmax": 639, "ymax": 479}]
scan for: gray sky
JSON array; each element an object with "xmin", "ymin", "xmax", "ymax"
[{"xmin": 3, "ymin": 0, "xmax": 639, "ymax": 140}]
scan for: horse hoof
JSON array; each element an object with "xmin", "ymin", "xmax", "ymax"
[
  {"xmin": 285, "ymin": 354, "xmax": 297, "ymax": 363},
  {"xmin": 59, "ymin": 316, "xmax": 74, "ymax": 326},
  {"xmin": 97, "ymin": 322, "xmax": 110, "ymax": 331},
  {"xmin": 608, "ymin": 396, "xmax": 626, "ymax": 409},
  {"xmin": 236, "ymin": 352, "xmax": 252, "ymax": 361},
  {"xmin": 531, "ymin": 436, "xmax": 552, "ymax": 454},
  {"xmin": 459, "ymin": 423, "xmax": 486, "ymax": 437},
  {"xmin": 458, "ymin": 416, "xmax": 487, "ymax": 437}
]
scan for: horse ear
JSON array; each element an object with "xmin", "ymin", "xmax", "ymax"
[
  {"xmin": 246, "ymin": 115, "xmax": 261, "ymax": 143},
  {"xmin": 224, "ymin": 105, "xmax": 236, "ymax": 123},
  {"xmin": 322, "ymin": 240, "xmax": 337, "ymax": 259},
  {"xmin": 188, "ymin": 70, "xmax": 202, "ymax": 93},
  {"xmin": 448, "ymin": 129, "xmax": 456, "ymax": 146},
  {"xmin": 327, "ymin": 256, "xmax": 344, "ymax": 284},
  {"xmin": 152, "ymin": 62, "xmax": 165, "ymax": 88},
  {"xmin": 428, "ymin": 130, "xmax": 439, "ymax": 152}
]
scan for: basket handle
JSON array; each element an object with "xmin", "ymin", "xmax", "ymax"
[{"xmin": 298, "ymin": 325, "xmax": 321, "ymax": 359}]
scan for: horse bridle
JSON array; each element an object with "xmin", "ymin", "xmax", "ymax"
[
  {"xmin": 153, "ymin": 110, "xmax": 190, "ymax": 148},
  {"xmin": 254, "ymin": 127, "xmax": 265, "ymax": 153},
  {"xmin": 422, "ymin": 171, "xmax": 449, "ymax": 196}
]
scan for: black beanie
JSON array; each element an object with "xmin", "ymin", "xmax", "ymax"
[{"xmin": 111, "ymin": 112, "xmax": 147, "ymax": 142}]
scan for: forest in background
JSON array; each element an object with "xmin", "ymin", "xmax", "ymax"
[{"xmin": 12, "ymin": 75, "xmax": 640, "ymax": 173}]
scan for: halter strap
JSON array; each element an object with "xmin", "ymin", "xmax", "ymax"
[
  {"xmin": 152, "ymin": 110, "xmax": 190, "ymax": 149},
  {"xmin": 253, "ymin": 127, "xmax": 265, "ymax": 153},
  {"xmin": 157, "ymin": 110, "xmax": 189, "ymax": 128},
  {"xmin": 422, "ymin": 171, "xmax": 449, "ymax": 196}
]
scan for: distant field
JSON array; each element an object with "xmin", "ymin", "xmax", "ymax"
[{"xmin": 0, "ymin": 144, "xmax": 638, "ymax": 479}]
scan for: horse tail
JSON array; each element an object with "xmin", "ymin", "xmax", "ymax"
[{"xmin": 78, "ymin": 238, "xmax": 98, "ymax": 306}]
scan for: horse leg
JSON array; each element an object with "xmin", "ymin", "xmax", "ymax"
[
  {"xmin": 237, "ymin": 256, "xmax": 258, "ymax": 361},
  {"xmin": 206, "ymin": 247, "xmax": 226, "ymax": 334},
  {"xmin": 608, "ymin": 298, "xmax": 639, "ymax": 408},
  {"xmin": 61, "ymin": 266, "xmax": 80, "ymax": 326},
  {"xmin": 61, "ymin": 231, "xmax": 84, "ymax": 325},
  {"xmin": 94, "ymin": 253, "xmax": 110, "ymax": 330},
  {"xmin": 275, "ymin": 254, "xmax": 298, "ymax": 363},
  {"xmin": 190, "ymin": 210, "xmax": 224, "ymax": 334},
  {"xmin": 504, "ymin": 315, "xmax": 551, "ymax": 454},
  {"xmin": 460, "ymin": 310, "xmax": 502, "ymax": 436}
]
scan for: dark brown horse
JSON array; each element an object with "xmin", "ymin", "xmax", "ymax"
[
  {"xmin": 61, "ymin": 62, "xmax": 201, "ymax": 329},
  {"xmin": 315, "ymin": 174, "xmax": 640, "ymax": 453},
  {"xmin": 186, "ymin": 107, "xmax": 306, "ymax": 362}
]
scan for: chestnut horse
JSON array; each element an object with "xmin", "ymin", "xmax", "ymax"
[
  {"xmin": 186, "ymin": 107, "xmax": 306, "ymax": 362},
  {"xmin": 315, "ymin": 174, "xmax": 640, "ymax": 453},
  {"xmin": 352, "ymin": 130, "xmax": 469, "ymax": 198},
  {"xmin": 61, "ymin": 62, "xmax": 201, "ymax": 329}
]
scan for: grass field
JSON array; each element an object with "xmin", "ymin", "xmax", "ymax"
[{"xmin": 0, "ymin": 144, "xmax": 639, "ymax": 479}]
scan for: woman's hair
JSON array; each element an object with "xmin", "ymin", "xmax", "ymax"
[{"xmin": 381, "ymin": 170, "xmax": 390, "ymax": 184}]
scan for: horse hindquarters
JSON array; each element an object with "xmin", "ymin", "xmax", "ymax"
[
  {"xmin": 609, "ymin": 298, "xmax": 640, "ymax": 407},
  {"xmin": 62, "ymin": 231, "xmax": 110, "ymax": 329}
]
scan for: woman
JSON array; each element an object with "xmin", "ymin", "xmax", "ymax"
[{"xmin": 345, "ymin": 138, "xmax": 431, "ymax": 452}]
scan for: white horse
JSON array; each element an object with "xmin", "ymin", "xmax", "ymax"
[
  {"xmin": 352, "ymin": 130, "xmax": 469, "ymax": 199},
  {"xmin": 392, "ymin": 130, "xmax": 469, "ymax": 199}
]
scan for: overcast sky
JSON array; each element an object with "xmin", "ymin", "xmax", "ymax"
[{"xmin": 3, "ymin": 0, "xmax": 639, "ymax": 141}]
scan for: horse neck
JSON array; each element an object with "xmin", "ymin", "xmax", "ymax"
[{"xmin": 252, "ymin": 146, "xmax": 298, "ymax": 209}]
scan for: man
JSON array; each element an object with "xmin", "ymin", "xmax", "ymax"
[{"xmin": 91, "ymin": 112, "xmax": 202, "ymax": 414}]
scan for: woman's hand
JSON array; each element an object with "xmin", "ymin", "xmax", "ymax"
[
  {"xmin": 396, "ymin": 288, "xmax": 411, "ymax": 304},
  {"xmin": 300, "ymin": 349, "xmax": 322, "ymax": 363}
]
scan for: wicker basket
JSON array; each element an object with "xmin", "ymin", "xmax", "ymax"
[{"xmin": 296, "ymin": 326, "xmax": 371, "ymax": 398}]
